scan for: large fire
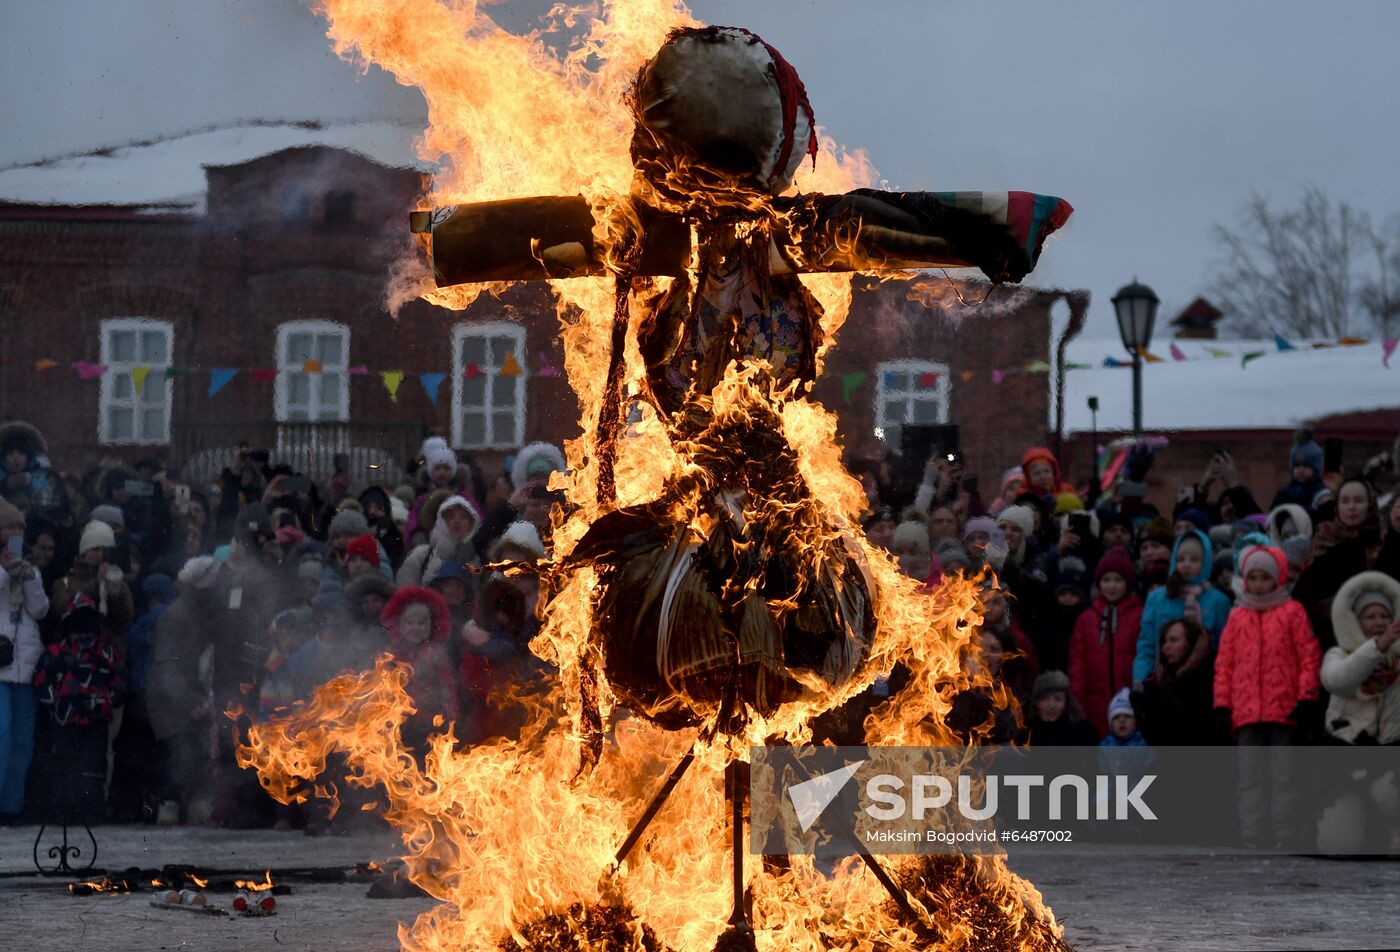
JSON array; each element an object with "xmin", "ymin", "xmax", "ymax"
[{"xmin": 237, "ymin": 1, "xmax": 1070, "ymax": 949}]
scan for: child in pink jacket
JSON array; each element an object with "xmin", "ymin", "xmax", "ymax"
[{"xmin": 1213, "ymin": 544, "xmax": 1321, "ymax": 849}]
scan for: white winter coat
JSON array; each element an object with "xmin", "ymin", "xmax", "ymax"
[
  {"xmin": 0, "ymin": 566, "xmax": 49, "ymax": 685},
  {"xmin": 1322, "ymin": 572, "xmax": 1400, "ymax": 745}
]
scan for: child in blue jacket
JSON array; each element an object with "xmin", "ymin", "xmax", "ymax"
[{"xmin": 1133, "ymin": 529, "xmax": 1231, "ymax": 685}]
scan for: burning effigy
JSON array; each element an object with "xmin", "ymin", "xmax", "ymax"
[{"xmin": 238, "ymin": 3, "xmax": 1073, "ymax": 950}]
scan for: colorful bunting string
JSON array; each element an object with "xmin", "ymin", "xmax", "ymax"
[
  {"xmin": 131, "ymin": 367, "xmax": 151, "ymax": 395},
  {"xmin": 1241, "ymin": 350, "xmax": 1267, "ymax": 368},
  {"xmin": 302, "ymin": 359, "xmax": 323, "ymax": 373},
  {"xmin": 499, "ymin": 352, "xmax": 523, "ymax": 377},
  {"xmin": 348, "ymin": 365, "xmax": 370, "ymax": 377},
  {"xmin": 380, "ymin": 370, "xmax": 405, "ymax": 402},
  {"xmin": 1170, "ymin": 343, "xmax": 1188, "ymax": 362},
  {"xmin": 465, "ymin": 364, "xmax": 483, "ymax": 380},
  {"xmin": 1274, "ymin": 332, "xmax": 1296, "ymax": 352},
  {"xmin": 419, "ymin": 372, "xmax": 446, "ymax": 405},
  {"xmin": 1384, "ymin": 339, "xmax": 1399, "ymax": 368},
  {"xmin": 34, "ymin": 359, "xmax": 57, "ymax": 372},
  {"xmin": 250, "ymin": 368, "xmax": 279, "ymax": 383},
  {"xmin": 208, "ymin": 368, "xmax": 238, "ymax": 397},
  {"xmin": 536, "ymin": 351, "xmax": 560, "ymax": 377}
]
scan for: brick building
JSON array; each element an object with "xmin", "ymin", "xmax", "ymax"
[{"xmin": 0, "ymin": 133, "xmax": 1067, "ymax": 495}]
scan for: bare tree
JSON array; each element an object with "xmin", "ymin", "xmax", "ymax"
[
  {"xmin": 1211, "ymin": 187, "xmax": 1378, "ymax": 339},
  {"xmin": 1359, "ymin": 213, "xmax": 1400, "ymax": 340}
]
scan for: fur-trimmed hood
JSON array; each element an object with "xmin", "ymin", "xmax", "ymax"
[
  {"xmin": 1267, "ymin": 503, "xmax": 1313, "ymax": 547},
  {"xmin": 431, "ymin": 495, "xmax": 481, "ymax": 556},
  {"xmin": 0, "ymin": 420, "xmax": 47, "ymax": 462},
  {"xmin": 1331, "ymin": 571, "xmax": 1400, "ymax": 656},
  {"xmin": 381, "ymin": 585, "xmax": 451, "ymax": 643},
  {"xmin": 511, "ymin": 442, "xmax": 566, "ymax": 489}
]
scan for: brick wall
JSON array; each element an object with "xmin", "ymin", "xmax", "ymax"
[{"xmin": 0, "ymin": 146, "xmax": 1061, "ymax": 496}]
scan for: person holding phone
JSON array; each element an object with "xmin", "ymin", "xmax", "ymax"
[{"xmin": 0, "ymin": 497, "xmax": 48, "ymax": 822}]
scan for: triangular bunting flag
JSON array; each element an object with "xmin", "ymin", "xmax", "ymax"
[
  {"xmin": 465, "ymin": 363, "xmax": 483, "ymax": 379},
  {"xmin": 208, "ymin": 368, "xmax": 238, "ymax": 397},
  {"xmin": 1384, "ymin": 339, "xmax": 1399, "ymax": 368},
  {"xmin": 1241, "ymin": 350, "xmax": 1267, "ymax": 368},
  {"xmin": 1138, "ymin": 348, "xmax": 1165, "ymax": 364},
  {"xmin": 1274, "ymin": 332, "xmax": 1296, "ymax": 352},
  {"xmin": 1025, "ymin": 360, "xmax": 1051, "ymax": 373},
  {"xmin": 992, "ymin": 369, "xmax": 1006, "ymax": 385},
  {"xmin": 131, "ymin": 366, "xmax": 151, "ymax": 395},
  {"xmin": 1170, "ymin": 343, "xmax": 1188, "ymax": 362},
  {"xmin": 72, "ymin": 361, "xmax": 108, "ymax": 380},
  {"xmin": 381, "ymin": 370, "xmax": 405, "ymax": 402},
  {"xmin": 1065, "ymin": 362, "xmax": 1093, "ymax": 371},
  {"xmin": 1338, "ymin": 337, "xmax": 1369, "ymax": 347},
  {"xmin": 348, "ymin": 365, "xmax": 370, "ymax": 377},
  {"xmin": 959, "ymin": 370, "xmax": 975, "ymax": 383},
  {"xmin": 1205, "ymin": 347, "xmax": 1232, "ymax": 359},
  {"xmin": 536, "ymin": 351, "xmax": 560, "ymax": 377},
  {"xmin": 839, "ymin": 371, "xmax": 867, "ymax": 405},
  {"xmin": 1103, "ymin": 357, "xmax": 1125, "ymax": 368},
  {"xmin": 419, "ymin": 372, "xmax": 446, "ymax": 405},
  {"xmin": 920, "ymin": 371, "xmax": 939, "ymax": 388},
  {"xmin": 499, "ymin": 352, "xmax": 523, "ymax": 377},
  {"xmin": 35, "ymin": 359, "xmax": 57, "ymax": 371},
  {"xmin": 883, "ymin": 371, "xmax": 899, "ymax": 389},
  {"xmin": 302, "ymin": 359, "xmax": 323, "ymax": 373},
  {"xmin": 251, "ymin": 368, "xmax": 279, "ymax": 383},
  {"xmin": 163, "ymin": 366, "xmax": 197, "ymax": 380}
]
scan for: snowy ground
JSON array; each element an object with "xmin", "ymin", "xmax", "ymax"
[{"xmin": 1, "ymin": 824, "xmax": 1395, "ymax": 951}]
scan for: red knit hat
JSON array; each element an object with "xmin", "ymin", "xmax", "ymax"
[
  {"xmin": 345, "ymin": 534, "xmax": 380, "ymax": 568},
  {"xmin": 1094, "ymin": 546, "xmax": 1137, "ymax": 588}
]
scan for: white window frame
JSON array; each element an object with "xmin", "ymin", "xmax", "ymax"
[
  {"xmin": 874, "ymin": 359, "xmax": 951, "ymax": 441},
  {"xmin": 275, "ymin": 320, "xmax": 350, "ymax": 423},
  {"xmin": 99, "ymin": 318, "xmax": 173, "ymax": 445},
  {"xmin": 451, "ymin": 321, "xmax": 527, "ymax": 450}
]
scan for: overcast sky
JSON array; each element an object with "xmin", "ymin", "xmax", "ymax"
[{"xmin": 4, "ymin": 0, "xmax": 1399, "ymax": 338}]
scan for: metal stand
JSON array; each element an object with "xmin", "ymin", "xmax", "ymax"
[
  {"xmin": 32, "ymin": 744, "xmax": 99, "ymax": 876},
  {"xmin": 714, "ymin": 759, "xmax": 756, "ymax": 951}
]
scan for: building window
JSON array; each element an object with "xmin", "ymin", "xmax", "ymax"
[
  {"xmin": 281, "ymin": 188, "xmax": 311, "ymax": 221},
  {"xmin": 276, "ymin": 321, "xmax": 349, "ymax": 422},
  {"xmin": 100, "ymin": 319, "xmax": 173, "ymax": 445},
  {"xmin": 452, "ymin": 322, "xmax": 526, "ymax": 449},
  {"xmin": 874, "ymin": 359, "xmax": 950, "ymax": 447}
]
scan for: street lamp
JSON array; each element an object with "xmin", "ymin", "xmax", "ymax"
[{"xmin": 1112, "ymin": 279, "xmax": 1159, "ymax": 442}]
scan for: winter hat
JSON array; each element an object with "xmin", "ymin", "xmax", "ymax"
[
  {"xmin": 1140, "ymin": 558, "xmax": 1170, "ymax": 590},
  {"xmin": 1230, "ymin": 518, "xmax": 1259, "ymax": 543},
  {"xmin": 436, "ymin": 495, "xmax": 481, "ymax": 535},
  {"xmin": 891, "ymin": 521, "xmax": 931, "ymax": 554},
  {"xmin": 995, "ymin": 505, "xmax": 1036, "ymax": 539},
  {"xmin": 1208, "ymin": 524, "xmax": 1233, "ymax": 551},
  {"xmin": 345, "ymin": 534, "xmax": 381, "ymax": 568},
  {"xmin": 1280, "ymin": 536, "xmax": 1310, "ymax": 575},
  {"xmin": 428, "ymin": 560, "xmax": 473, "ymax": 588},
  {"xmin": 179, "ymin": 555, "xmax": 222, "ymax": 590},
  {"xmin": 1176, "ymin": 508, "xmax": 1211, "ymax": 533},
  {"xmin": 213, "ymin": 544, "xmax": 232, "ymax": 563},
  {"xmin": 963, "ymin": 516, "xmax": 999, "ymax": 542},
  {"xmin": 1054, "ymin": 492, "xmax": 1085, "ymax": 516},
  {"xmin": 1353, "ymin": 589, "xmax": 1397, "ymax": 619},
  {"xmin": 1107, "ymin": 687, "xmax": 1135, "ymax": 722},
  {"xmin": 526, "ymin": 455, "xmax": 558, "ymax": 480},
  {"xmin": 1290, "ymin": 430, "xmax": 1324, "ymax": 474},
  {"xmin": 78, "ymin": 520, "xmax": 116, "ymax": 554},
  {"xmin": 89, "ymin": 504, "xmax": 125, "ymax": 529},
  {"xmin": 511, "ymin": 441, "xmax": 568, "ymax": 489},
  {"xmin": 489, "ymin": 520, "xmax": 546, "ymax": 563},
  {"xmin": 328, "ymin": 508, "xmax": 370, "ymax": 539},
  {"xmin": 934, "ymin": 539, "xmax": 972, "ymax": 573},
  {"xmin": 1032, "ymin": 669, "xmax": 1071, "ymax": 703},
  {"xmin": 1094, "ymin": 546, "xmax": 1137, "ymax": 588},
  {"xmin": 390, "ymin": 496, "xmax": 409, "ymax": 526},
  {"xmin": 297, "ymin": 558, "xmax": 326, "ymax": 582},
  {"xmin": 999, "ymin": 466, "xmax": 1025, "ymax": 496},
  {"xmin": 1238, "ymin": 544, "xmax": 1285, "ymax": 585},
  {"xmin": 1098, "ymin": 510, "xmax": 1132, "ymax": 541},
  {"xmin": 1332, "ymin": 572, "xmax": 1400, "ymax": 656},
  {"xmin": 141, "ymin": 573, "xmax": 176, "ymax": 603},
  {"xmin": 312, "ymin": 589, "xmax": 355, "ymax": 622},
  {"xmin": 400, "ymin": 601, "xmax": 433, "ymax": 624},
  {"xmin": 862, "ymin": 505, "xmax": 896, "ymax": 530},
  {"xmin": 59, "ymin": 594, "xmax": 103, "ymax": 637},
  {"xmin": 0, "ymin": 497, "xmax": 23, "ymax": 530},
  {"xmin": 1139, "ymin": 517, "xmax": 1174, "ymax": 549},
  {"xmin": 1267, "ymin": 504, "xmax": 1313, "ymax": 547},
  {"xmin": 421, "ymin": 436, "xmax": 456, "ymax": 475},
  {"xmin": 345, "ymin": 571, "xmax": 396, "ymax": 603},
  {"xmin": 1054, "ymin": 559, "xmax": 1089, "ymax": 597}
]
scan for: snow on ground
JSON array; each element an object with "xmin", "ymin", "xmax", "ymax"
[
  {"xmin": 1061, "ymin": 337, "xmax": 1399, "ymax": 435},
  {"xmin": 2, "ymin": 824, "xmax": 1397, "ymax": 951}
]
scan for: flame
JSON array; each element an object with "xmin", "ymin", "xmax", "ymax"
[
  {"xmin": 236, "ymin": 1, "xmax": 1066, "ymax": 949},
  {"xmin": 189, "ymin": 874, "xmax": 210, "ymax": 888},
  {"xmin": 236, "ymin": 871, "xmax": 276, "ymax": 893},
  {"xmin": 69, "ymin": 878, "xmax": 133, "ymax": 894}
]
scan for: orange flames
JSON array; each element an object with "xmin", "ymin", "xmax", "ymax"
[{"xmin": 236, "ymin": 1, "xmax": 1065, "ymax": 949}]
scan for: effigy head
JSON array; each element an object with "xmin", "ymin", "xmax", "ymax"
[{"xmin": 630, "ymin": 26, "xmax": 818, "ymax": 202}]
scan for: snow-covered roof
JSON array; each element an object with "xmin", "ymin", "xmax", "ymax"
[
  {"xmin": 0, "ymin": 119, "xmax": 435, "ymax": 214},
  {"xmin": 1062, "ymin": 336, "xmax": 1399, "ymax": 434}
]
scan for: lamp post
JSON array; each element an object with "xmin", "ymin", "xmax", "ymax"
[
  {"xmin": 1087, "ymin": 395, "xmax": 1100, "ymax": 504},
  {"xmin": 1112, "ymin": 280, "xmax": 1159, "ymax": 443}
]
